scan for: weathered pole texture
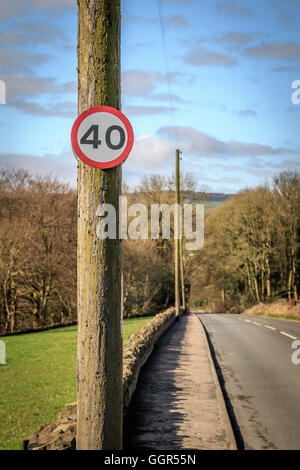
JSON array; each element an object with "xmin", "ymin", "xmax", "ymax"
[
  {"xmin": 77, "ymin": 0, "xmax": 122, "ymax": 450},
  {"xmin": 175, "ymin": 149, "xmax": 180, "ymax": 317}
]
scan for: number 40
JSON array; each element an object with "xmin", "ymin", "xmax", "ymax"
[{"xmin": 80, "ymin": 125, "xmax": 125, "ymax": 150}]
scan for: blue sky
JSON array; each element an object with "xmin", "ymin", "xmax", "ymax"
[{"xmin": 0, "ymin": 0, "xmax": 300, "ymax": 193}]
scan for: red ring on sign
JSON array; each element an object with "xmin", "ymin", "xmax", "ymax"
[{"xmin": 71, "ymin": 105, "xmax": 134, "ymax": 169}]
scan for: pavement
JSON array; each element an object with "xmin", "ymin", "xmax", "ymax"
[
  {"xmin": 199, "ymin": 313, "xmax": 300, "ymax": 450},
  {"xmin": 124, "ymin": 312, "xmax": 236, "ymax": 450}
]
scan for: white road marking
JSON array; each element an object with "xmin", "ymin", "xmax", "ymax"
[
  {"xmin": 244, "ymin": 319, "xmax": 251, "ymax": 323},
  {"xmin": 264, "ymin": 325, "xmax": 276, "ymax": 331},
  {"xmin": 280, "ymin": 331, "xmax": 297, "ymax": 340},
  {"xmin": 253, "ymin": 322, "xmax": 261, "ymax": 326}
]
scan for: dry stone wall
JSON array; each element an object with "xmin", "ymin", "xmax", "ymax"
[{"xmin": 23, "ymin": 307, "xmax": 177, "ymax": 450}]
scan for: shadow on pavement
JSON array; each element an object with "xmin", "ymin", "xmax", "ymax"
[{"xmin": 124, "ymin": 315, "xmax": 189, "ymax": 450}]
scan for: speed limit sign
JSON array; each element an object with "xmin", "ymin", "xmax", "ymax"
[{"xmin": 71, "ymin": 105, "xmax": 134, "ymax": 169}]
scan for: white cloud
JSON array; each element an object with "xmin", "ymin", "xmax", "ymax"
[
  {"xmin": 183, "ymin": 47, "xmax": 237, "ymax": 67},
  {"xmin": 0, "ymin": 131, "xmax": 296, "ymax": 193},
  {"xmin": 0, "ymin": 0, "xmax": 75, "ymax": 18},
  {"xmin": 122, "ymin": 70, "xmax": 177, "ymax": 96},
  {"xmin": 0, "ymin": 22, "xmax": 67, "ymax": 46},
  {"xmin": 244, "ymin": 41, "xmax": 300, "ymax": 60},
  {"xmin": 0, "ymin": 75, "xmax": 76, "ymax": 116},
  {"xmin": 123, "ymin": 105, "xmax": 175, "ymax": 116},
  {"xmin": 166, "ymin": 14, "xmax": 188, "ymax": 28},
  {"xmin": 159, "ymin": 126, "xmax": 294, "ymax": 157},
  {"xmin": 10, "ymin": 99, "xmax": 77, "ymax": 117},
  {"xmin": 0, "ymin": 135, "xmax": 174, "ymax": 186},
  {"xmin": 0, "ymin": 151, "xmax": 77, "ymax": 185},
  {"xmin": 215, "ymin": 31, "xmax": 255, "ymax": 44},
  {"xmin": 270, "ymin": 65, "xmax": 300, "ymax": 73},
  {"xmin": 124, "ymin": 134, "xmax": 175, "ymax": 174},
  {"xmin": 238, "ymin": 109, "xmax": 257, "ymax": 117},
  {"xmin": 162, "ymin": 0, "xmax": 196, "ymax": 3},
  {"xmin": 5, "ymin": 75, "xmax": 76, "ymax": 99},
  {"xmin": 150, "ymin": 93, "xmax": 188, "ymax": 103},
  {"xmin": 216, "ymin": 2, "xmax": 255, "ymax": 18},
  {"xmin": 29, "ymin": 0, "xmax": 75, "ymax": 6},
  {"xmin": 0, "ymin": 47, "xmax": 49, "ymax": 73}
]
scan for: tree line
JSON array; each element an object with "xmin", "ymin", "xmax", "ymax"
[
  {"xmin": 1, "ymin": 167, "xmax": 296, "ymax": 333},
  {"xmin": 189, "ymin": 171, "xmax": 300, "ymax": 312},
  {"xmin": 0, "ymin": 170, "xmax": 77, "ymax": 334},
  {"xmin": 0, "ymin": 169, "xmax": 202, "ymax": 334}
]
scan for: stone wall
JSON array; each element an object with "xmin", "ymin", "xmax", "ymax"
[
  {"xmin": 23, "ymin": 307, "xmax": 177, "ymax": 450},
  {"xmin": 123, "ymin": 307, "xmax": 176, "ymax": 410}
]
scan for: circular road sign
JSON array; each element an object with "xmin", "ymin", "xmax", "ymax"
[{"xmin": 71, "ymin": 105, "xmax": 134, "ymax": 169}]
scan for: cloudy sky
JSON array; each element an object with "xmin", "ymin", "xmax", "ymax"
[{"xmin": 0, "ymin": 0, "xmax": 300, "ymax": 193}]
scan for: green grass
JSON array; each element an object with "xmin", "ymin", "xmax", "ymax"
[
  {"xmin": 204, "ymin": 201, "xmax": 222, "ymax": 212},
  {"xmin": 247, "ymin": 312, "xmax": 300, "ymax": 322},
  {"xmin": 122, "ymin": 315, "xmax": 155, "ymax": 341},
  {"xmin": 0, "ymin": 315, "xmax": 154, "ymax": 450}
]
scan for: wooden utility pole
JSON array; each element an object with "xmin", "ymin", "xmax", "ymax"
[
  {"xmin": 76, "ymin": 0, "xmax": 122, "ymax": 450},
  {"xmin": 180, "ymin": 238, "xmax": 186, "ymax": 311},
  {"xmin": 175, "ymin": 149, "xmax": 180, "ymax": 317}
]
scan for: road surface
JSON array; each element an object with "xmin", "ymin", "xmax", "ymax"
[{"xmin": 198, "ymin": 313, "xmax": 300, "ymax": 450}]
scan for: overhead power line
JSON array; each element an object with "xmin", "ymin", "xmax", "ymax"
[{"xmin": 157, "ymin": 0, "xmax": 180, "ymax": 147}]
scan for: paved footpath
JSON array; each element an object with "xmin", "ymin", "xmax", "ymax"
[{"xmin": 124, "ymin": 312, "xmax": 236, "ymax": 450}]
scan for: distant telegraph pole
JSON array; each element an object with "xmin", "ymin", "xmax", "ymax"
[
  {"xmin": 180, "ymin": 238, "xmax": 186, "ymax": 311},
  {"xmin": 76, "ymin": 0, "xmax": 122, "ymax": 450},
  {"xmin": 175, "ymin": 149, "xmax": 186, "ymax": 315},
  {"xmin": 175, "ymin": 149, "xmax": 181, "ymax": 317}
]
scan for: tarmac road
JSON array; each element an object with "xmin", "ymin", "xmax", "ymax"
[{"xmin": 198, "ymin": 313, "xmax": 300, "ymax": 450}]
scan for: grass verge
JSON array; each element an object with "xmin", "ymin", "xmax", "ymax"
[
  {"xmin": 244, "ymin": 311, "xmax": 300, "ymax": 322},
  {"xmin": 242, "ymin": 300, "xmax": 300, "ymax": 322},
  {"xmin": 0, "ymin": 315, "xmax": 154, "ymax": 450}
]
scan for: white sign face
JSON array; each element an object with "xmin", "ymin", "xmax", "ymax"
[
  {"xmin": 0, "ymin": 340, "xmax": 6, "ymax": 365},
  {"xmin": 71, "ymin": 106, "xmax": 134, "ymax": 169}
]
